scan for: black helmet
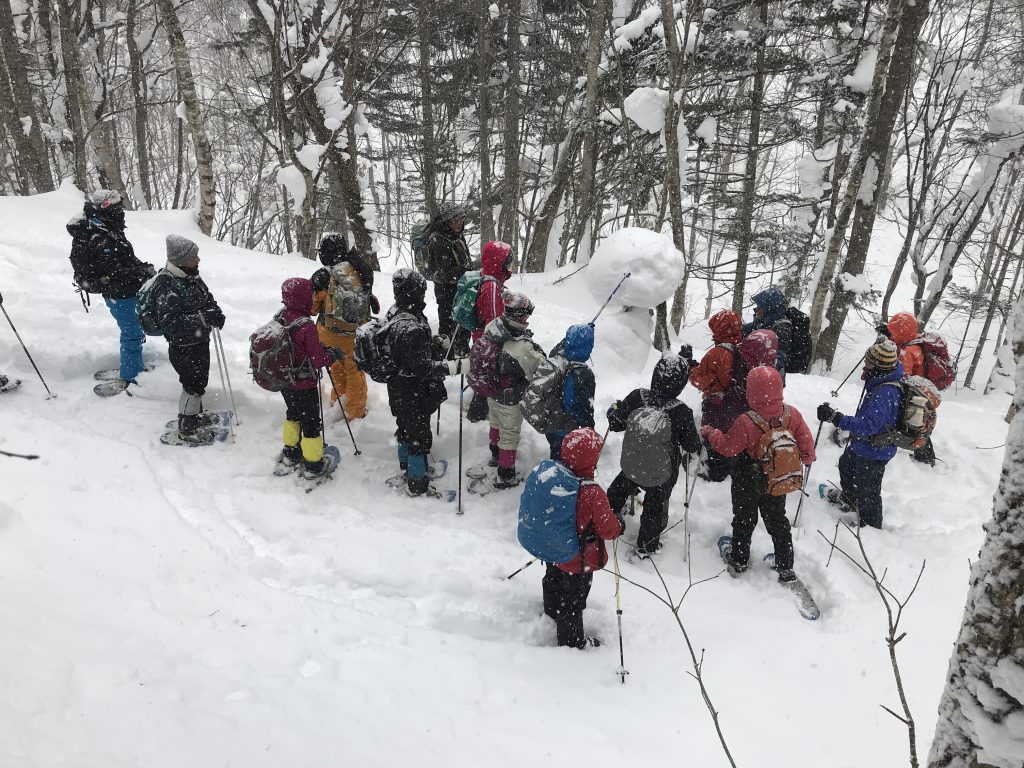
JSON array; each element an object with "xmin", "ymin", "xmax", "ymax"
[
  {"xmin": 88, "ymin": 189, "xmax": 125, "ymax": 228},
  {"xmin": 393, "ymin": 267, "xmax": 427, "ymax": 309},
  {"xmin": 318, "ymin": 232, "xmax": 348, "ymax": 266}
]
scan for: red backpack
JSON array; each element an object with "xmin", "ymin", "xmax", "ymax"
[
  {"xmin": 249, "ymin": 312, "xmax": 316, "ymax": 391},
  {"xmin": 907, "ymin": 332, "xmax": 955, "ymax": 391}
]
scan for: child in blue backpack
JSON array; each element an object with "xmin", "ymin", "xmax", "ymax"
[
  {"xmin": 817, "ymin": 340, "xmax": 903, "ymax": 528},
  {"xmin": 545, "ymin": 323, "xmax": 597, "ymax": 460}
]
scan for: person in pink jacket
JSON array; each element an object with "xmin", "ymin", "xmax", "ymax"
[
  {"xmin": 278, "ymin": 277, "xmax": 342, "ymax": 478},
  {"xmin": 701, "ymin": 365, "xmax": 815, "ymax": 582},
  {"xmin": 466, "ymin": 241, "xmax": 513, "ymax": 423}
]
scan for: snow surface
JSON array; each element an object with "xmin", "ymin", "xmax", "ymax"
[
  {"xmin": 586, "ymin": 227, "xmax": 684, "ymax": 309},
  {"xmin": 0, "ymin": 186, "xmax": 1014, "ymax": 767}
]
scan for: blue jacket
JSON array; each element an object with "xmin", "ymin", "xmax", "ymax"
[
  {"xmin": 839, "ymin": 363, "xmax": 904, "ymax": 461},
  {"xmin": 742, "ymin": 287, "xmax": 791, "ymax": 373},
  {"xmin": 555, "ymin": 324, "xmax": 596, "ymax": 430}
]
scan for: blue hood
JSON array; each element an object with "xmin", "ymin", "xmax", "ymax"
[
  {"xmin": 864, "ymin": 362, "xmax": 905, "ymax": 389},
  {"xmin": 752, "ymin": 286, "xmax": 787, "ymax": 322},
  {"xmin": 562, "ymin": 323, "xmax": 595, "ymax": 362}
]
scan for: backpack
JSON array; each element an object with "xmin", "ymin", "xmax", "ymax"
[
  {"xmin": 517, "ymin": 460, "xmax": 587, "ymax": 564},
  {"xmin": 521, "ymin": 356, "xmax": 578, "ymax": 434},
  {"xmin": 869, "ymin": 376, "xmax": 941, "ymax": 450},
  {"xmin": 908, "ymin": 332, "xmax": 955, "ymax": 390},
  {"xmin": 620, "ymin": 403, "xmax": 676, "ymax": 487},
  {"xmin": 785, "ymin": 307, "xmax": 812, "ymax": 374},
  {"xmin": 451, "ymin": 270, "xmax": 498, "ymax": 332},
  {"xmin": 410, "ymin": 218, "xmax": 434, "ymax": 279},
  {"xmin": 353, "ymin": 316, "xmax": 398, "ymax": 384},
  {"xmin": 746, "ymin": 406, "xmax": 804, "ymax": 496},
  {"xmin": 249, "ymin": 312, "xmax": 316, "ymax": 392},
  {"xmin": 135, "ymin": 270, "xmax": 169, "ymax": 336},
  {"xmin": 326, "ymin": 265, "xmax": 369, "ymax": 325}
]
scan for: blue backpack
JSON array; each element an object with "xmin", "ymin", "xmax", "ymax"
[{"xmin": 517, "ymin": 460, "xmax": 585, "ymax": 564}]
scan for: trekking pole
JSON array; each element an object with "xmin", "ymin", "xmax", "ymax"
[
  {"xmin": 211, "ymin": 330, "xmax": 236, "ymax": 440},
  {"xmin": 682, "ymin": 456, "xmax": 691, "ymax": 562},
  {"xmin": 457, "ymin": 375, "xmax": 465, "ymax": 515},
  {"xmin": 437, "ymin": 326, "xmax": 465, "ymax": 436},
  {"xmin": 506, "ymin": 558, "xmax": 537, "ymax": 580},
  {"xmin": 0, "ymin": 291, "xmax": 56, "ymax": 399},
  {"xmin": 793, "ymin": 420, "xmax": 825, "ymax": 528},
  {"xmin": 328, "ymin": 376, "xmax": 361, "ymax": 455},
  {"xmin": 215, "ymin": 329, "xmax": 240, "ymax": 426},
  {"xmin": 612, "ymin": 539, "xmax": 628, "ymax": 684},
  {"xmin": 830, "ymin": 354, "xmax": 865, "ymax": 398},
  {"xmin": 591, "ymin": 272, "xmax": 631, "ymax": 324}
]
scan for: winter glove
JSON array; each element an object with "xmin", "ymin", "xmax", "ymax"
[
  {"xmin": 875, "ymin": 322, "xmax": 892, "ymax": 340},
  {"xmin": 700, "ymin": 425, "xmax": 716, "ymax": 440},
  {"xmin": 679, "ymin": 344, "xmax": 693, "ymax": 361},
  {"xmin": 369, "ymin": 293, "xmax": 381, "ymax": 315},
  {"xmin": 326, "ymin": 346, "xmax": 345, "ymax": 364},
  {"xmin": 830, "ymin": 410, "xmax": 845, "ymax": 428},
  {"xmin": 446, "ymin": 357, "xmax": 469, "ymax": 376},
  {"xmin": 816, "ymin": 403, "xmax": 835, "ymax": 423},
  {"xmin": 205, "ymin": 307, "xmax": 226, "ymax": 329}
]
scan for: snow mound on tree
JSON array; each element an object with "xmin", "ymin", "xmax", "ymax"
[{"xmin": 587, "ymin": 227, "xmax": 684, "ymax": 308}]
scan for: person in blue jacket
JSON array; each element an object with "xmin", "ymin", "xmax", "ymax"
[
  {"xmin": 743, "ymin": 286, "xmax": 792, "ymax": 376},
  {"xmin": 545, "ymin": 323, "xmax": 596, "ymax": 460},
  {"xmin": 816, "ymin": 340, "xmax": 903, "ymax": 528}
]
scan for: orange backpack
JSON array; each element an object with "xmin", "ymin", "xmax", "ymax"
[{"xmin": 747, "ymin": 406, "xmax": 804, "ymax": 496}]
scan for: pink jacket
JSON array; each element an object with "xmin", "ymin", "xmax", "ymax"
[{"xmin": 280, "ymin": 277, "xmax": 332, "ymax": 390}]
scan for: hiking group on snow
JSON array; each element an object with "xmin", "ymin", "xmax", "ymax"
[{"xmin": 0, "ymin": 189, "xmax": 958, "ymax": 646}]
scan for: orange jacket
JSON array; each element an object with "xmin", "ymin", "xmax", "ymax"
[
  {"xmin": 888, "ymin": 312, "xmax": 925, "ymax": 377},
  {"xmin": 689, "ymin": 309, "xmax": 742, "ymax": 395}
]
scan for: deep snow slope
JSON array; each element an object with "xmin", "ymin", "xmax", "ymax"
[{"xmin": 0, "ymin": 186, "xmax": 1012, "ymax": 768}]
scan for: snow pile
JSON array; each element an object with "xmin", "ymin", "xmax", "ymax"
[
  {"xmin": 838, "ymin": 272, "xmax": 872, "ymax": 295},
  {"xmin": 622, "ymin": 87, "xmax": 668, "ymax": 134},
  {"xmin": 586, "ymin": 227, "xmax": 684, "ymax": 308},
  {"xmin": 843, "ymin": 47, "xmax": 878, "ymax": 93}
]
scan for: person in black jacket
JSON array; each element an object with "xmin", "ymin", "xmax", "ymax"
[
  {"xmin": 427, "ymin": 203, "xmax": 472, "ymax": 351},
  {"xmin": 385, "ymin": 268, "xmax": 467, "ymax": 498},
  {"xmin": 606, "ymin": 354, "xmax": 701, "ymax": 558},
  {"xmin": 152, "ymin": 235, "xmax": 225, "ymax": 442},
  {"xmin": 67, "ymin": 189, "xmax": 154, "ymax": 387},
  {"xmin": 742, "ymin": 286, "xmax": 792, "ymax": 378}
]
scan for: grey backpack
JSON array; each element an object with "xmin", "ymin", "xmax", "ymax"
[
  {"xmin": 620, "ymin": 405, "xmax": 675, "ymax": 487},
  {"xmin": 521, "ymin": 356, "xmax": 576, "ymax": 434}
]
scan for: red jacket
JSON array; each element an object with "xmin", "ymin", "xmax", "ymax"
[
  {"xmin": 703, "ymin": 366, "xmax": 815, "ymax": 465},
  {"xmin": 556, "ymin": 428, "xmax": 624, "ymax": 575},
  {"xmin": 888, "ymin": 312, "xmax": 925, "ymax": 378},
  {"xmin": 690, "ymin": 309, "xmax": 742, "ymax": 396},
  {"xmin": 472, "ymin": 241, "xmax": 512, "ymax": 343},
  {"xmin": 280, "ymin": 277, "xmax": 332, "ymax": 391}
]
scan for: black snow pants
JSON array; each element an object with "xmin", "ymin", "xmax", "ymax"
[
  {"xmin": 607, "ymin": 462, "xmax": 679, "ymax": 554},
  {"xmin": 542, "ymin": 563, "xmax": 593, "ymax": 649},
  {"xmin": 728, "ymin": 458, "xmax": 794, "ymax": 571}
]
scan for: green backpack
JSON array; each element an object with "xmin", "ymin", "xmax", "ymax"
[{"xmin": 451, "ymin": 270, "xmax": 497, "ymax": 332}]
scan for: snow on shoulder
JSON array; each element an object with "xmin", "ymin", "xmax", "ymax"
[{"xmin": 587, "ymin": 227, "xmax": 684, "ymax": 308}]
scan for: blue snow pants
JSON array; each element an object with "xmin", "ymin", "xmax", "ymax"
[{"xmin": 104, "ymin": 297, "xmax": 145, "ymax": 381}]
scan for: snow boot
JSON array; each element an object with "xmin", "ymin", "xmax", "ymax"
[
  {"xmin": 279, "ymin": 444, "xmax": 302, "ymax": 467},
  {"xmin": 299, "ymin": 435, "xmax": 326, "ymax": 479},
  {"xmin": 494, "ymin": 465, "xmax": 522, "ymax": 490},
  {"xmin": 633, "ymin": 541, "xmax": 664, "ymax": 560},
  {"xmin": 777, "ymin": 568, "xmax": 798, "ymax": 584},
  {"xmin": 719, "ymin": 539, "xmax": 747, "ymax": 578},
  {"xmin": 488, "ymin": 442, "xmax": 499, "ymax": 468},
  {"xmin": 178, "ymin": 413, "xmax": 201, "ymax": 439}
]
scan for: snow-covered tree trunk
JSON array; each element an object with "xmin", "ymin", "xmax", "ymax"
[
  {"xmin": 498, "ymin": 0, "xmax": 522, "ymax": 247},
  {"xmin": 155, "ymin": 0, "xmax": 216, "ymax": 235},
  {"xmin": 417, "ymin": 0, "xmax": 438, "ymax": 216},
  {"xmin": 477, "ymin": 0, "xmax": 494, "ymax": 245},
  {"xmin": 126, "ymin": 0, "xmax": 153, "ymax": 209},
  {"xmin": 927, "ymin": 293, "xmax": 1024, "ymax": 768}
]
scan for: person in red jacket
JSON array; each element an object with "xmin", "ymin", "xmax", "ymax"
[
  {"xmin": 542, "ymin": 427, "xmax": 625, "ymax": 649},
  {"xmin": 277, "ymin": 277, "xmax": 342, "ymax": 479},
  {"xmin": 701, "ymin": 366, "xmax": 815, "ymax": 582},
  {"xmin": 886, "ymin": 312, "xmax": 925, "ymax": 377},
  {"xmin": 689, "ymin": 309, "xmax": 743, "ymax": 481}
]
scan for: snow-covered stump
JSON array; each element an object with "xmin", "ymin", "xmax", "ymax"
[{"xmin": 927, "ymin": 296, "xmax": 1024, "ymax": 768}]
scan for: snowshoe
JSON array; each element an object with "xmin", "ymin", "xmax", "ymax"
[
  {"xmin": 717, "ymin": 535, "xmax": 747, "ymax": 578},
  {"xmin": 94, "ymin": 379, "xmax": 135, "ymax": 397},
  {"xmin": 94, "ymin": 364, "xmax": 155, "ymax": 381},
  {"xmin": 763, "ymin": 553, "xmax": 821, "ymax": 621},
  {"xmin": 164, "ymin": 410, "xmax": 233, "ymax": 430},
  {"xmin": 0, "ymin": 376, "xmax": 21, "ymax": 393},
  {"xmin": 468, "ymin": 471, "xmax": 523, "ymax": 496},
  {"xmin": 630, "ymin": 541, "xmax": 664, "ymax": 562},
  {"xmin": 299, "ymin": 445, "xmax": 341, "ymax": 493},
  {"xmin": 404, "ymin": 483, "xmax": 458, "ymax": 503},
  {"xmin": 385, "ymin": 459, "xmax": 449, "ymax": 489},
  {"xmin": 465, "ymin": 460, "xmax": 496, "ymax": 480},
  {"xmin": 160, "ymin": 425, "xmax": 230, "ymax": 447}
]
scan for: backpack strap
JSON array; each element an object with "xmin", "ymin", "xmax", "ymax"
[{"xmin": 746, "ymin": 409, "xmax": 771, "ymax": 436}]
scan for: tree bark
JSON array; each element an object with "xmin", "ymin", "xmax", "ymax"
[
  {"xmin": 154, "ymin": 0, "xmax": 216, "ymax": 235},
  {"xmin": 813, "ymin": 0, "xmax": 931, "ymax": 368},
  {"xmin": 477, "ymin": 0, "xmax": 494, "ymax": 244},
  {"xmin": 927, "ymin": 296, "xmax": 1024, "ymax": 768},
  {"xmin": 126, "ymin": 0, "xmax": 153, "ymax": 209},
  {"xmin": 418, "ymin": 0, "xmax": 438, "ymax": 215},
  {"xmin": 498, "ymin": 0, "xmax": 522, "ymax": 247},
  {"xmin": 523, "ymin": 117, "xmax": 584, "ymax": 273}
]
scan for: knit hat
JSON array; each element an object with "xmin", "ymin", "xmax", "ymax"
[
  {"xmin": 166, "ymin": 234, "xmax": 199, "ymax": 267},
  {"xmin": 864, "ymin": 339, "xmax": 898, "ymax": 372},
  {"xmin": 503, "ymin": 292, "xmax": 534, "ymax": 323},
  {"xmin": 437, "ymin": 202, "xmax": 465, "ymax": 222},
  {"xmin": 90, "ymin": 189, "xmax": 123, "ymax": 210}
]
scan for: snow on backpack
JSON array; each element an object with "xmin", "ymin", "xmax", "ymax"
[
  {"xmin": 249, "ymin": 313, "xmax": 315, "ymax": 392},
  {"xmin": 353, "ymin": 316, "xmax": 398, "ymax": 384},
  {"xmin": 521, "ymin": 356, "xmax": 579, "ymax": 434},
  {"xmin": 908, "ymin": 332, "xmax": 955, "ymax": 390},
  {"xmin": 451, "ymin": 270, "xmax": 497, "ymax": 332},
  {"xmin": 135, "ymin": 270, "xmax": 169, "ymax": 336},
  {"xmin": 746, "ymin": 406, "xmax": 804, "ymax": 496},
  {"xmin": 870, "ymin": 375, "xmax": 941, "ymax": 450},
  {"xmin": 785, "ymin": 307, "xmax": 812, "ymax": 374},
  {"xmin": 517, "ymin": 460, "xmax": 587, "ymax": 564},
  {"xmin": 620, "ymin": 404, "xmax": 676, "ymax": 487},
  {"xmin": 410, "ymin": 218, "xmax": 434, "ymax": 279},
  {"xmin": 326, "ymin": 265, "xmax": 370, "ymax": 325}
]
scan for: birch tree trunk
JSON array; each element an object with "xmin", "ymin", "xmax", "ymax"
[
  {"xmin": 927, "ymin": 293, "xmax": 1024, "ymax": 768},
  {"xmin": 154, "ymin": 0, "xmax": 216, "ymax": 235},
  {"xmin": 498, "ymin": 0, "xmax": 522, "ymax": 247},
  {"xmin": 477, "ymin": 0, "xmax": 494, "ymax": 244},
  {"xmin": 418, "ymin": 0, "xmax": 438, "ymax": 215},
  {"xmin": 126, "ymin": 0, "xmax": 153, "ymax": 209}
]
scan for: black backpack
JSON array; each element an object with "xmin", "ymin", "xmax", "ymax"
[
  {"xmin": 785, "ymin": 307, "xmax": 812, "ymax": 374},
  {"xmin": 354, "ymin": 316, "xmax": 398, "ymax": 383}
]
